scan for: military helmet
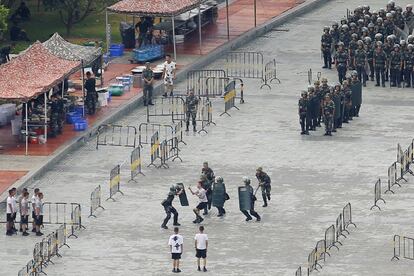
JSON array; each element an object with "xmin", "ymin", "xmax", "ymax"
[
  {"xmin": 396, "ymin": 6, "xmax": 402, "ymax": 13},
  {"xmin": 358, "ymin": 19, "xmax": 364, "ymax": 25},
  {"xmin": 341, "ymin": 24, "xmax": 349, "ymax": 30},
  {"xmin": 391, "ymin": 10, "xmax": 396, "ymax": 16},
  {"xmin": 372, "ymin": 10, "xmax": 378, "ymax": 15},
  {"xmin": 357, "ymin": 40, "xmax": 364, "ymax": 46},
  {"xmin": 407, "ymin": 4, "xmax": 413, "ymax": 10},
  {"xmin": 323, "ymin": 26, "xmax": 330, "ymax": 32},
  {"xmin": 338, "ymin": 41, "xmax": 345, "ymax": 47},
  {"xmin": 401, "ymin": 40, "xmax": 407, "ymax": 46},
  {"xmin": 351, "ymin": 33, "xmax": 358, "ymax": 39},
  {"xmin": 351, "ymin": 70, "xmax": 358, "ymax": 76},
  {"xmin": 321, "ymin": 77, "xmax": 328, "ymax": 83},
  {"xmin": 332, "ymin": 22, "xmax": 339, "ymax": 28},
  {"xmin": 386, "ymin": 12, "xmax": 392, "ymax": 18},
  {"xmin": 334, "ymin": 82, "xmax": 341, "ymax": 88},
  {"xmin": 363, "ymin": 5, "xmax": 370, "ymax": 10},
  {"xmin": 242, "ymin": 176, "xmax": 251, "ymax": 185},
  {"xmin": 368, "ymin": 22, "xmax": 375, "ymax": 28},
  {"xmin": 307, "ymin": 85, "xmax": 315, "ymax": 92},
  {"xmin": 314, "ymin": 80, "xmax": 320, "ymax": 85},
  {"xmin": 350, "ymin": 22, "xmax": 357, "ymax": 28},
  {"xmin": 376, "ymin": 41, "xmax": 383, "ymax": 47},
  {"xmin": 362, "ymin": 27, "xmax": 368, "ymax": 33},
  {"xmin": 408, "ymin": 44, "xmax": 414, "ymax": 50},
  {"xmin": 377, "ymin": 17, "xmax": 383, "ymax": 23},
  {"xmin": 394, "ymin": 44, "xmax": 400, "ymax": 49},
  {"xmin": 387, "ymin": 35, "xmax": 393, "ymax": 42},
  {"xmin": 215, "ymin": 176, "xmax": 223, "ymax": 183},
  {"xmin": 168, "ymin": 185, "xmax": 177, "ymax": 195},
  {"xmin": 256, "ymin": 167, "xmax": 263, "ymax": 172},
  {"xmin": 375, "ymin": 33, "xmax": 383, "ymax": 39},
  {"xmin": 340, "ymin": 18, "xmax": 347, "ymax": 25},
  {"xmin": 364, "ymin": 37, "xmax": 372, "ymax": 44},
  {"xmin": 388, "ymin": 0, "xmax": 395, "ymax": 5},
  {"xmin": 407, "ymin": 35, "xmax": 414, "ymax": 42},
  {"xmin": 301, "ymin": 91, "xmax": 308, "ymax": 96},
  {"xmin": 379, "ymin": 8, "xmax": 385, "ymax": 13}
]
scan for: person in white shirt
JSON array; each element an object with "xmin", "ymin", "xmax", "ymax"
[
  {"xmin": 194, "ymin": 226, "xmax": 208, "ymax": 272},
  {"xmin": 168, "ymin": 227, "xmax": 183, "ymax": 273},
  {"xmin": 189, "ymin": 181, "xmax": 208, "ymax": 224},
  {"xmin": 20, "ymin": 191, "xmax": 30, "ymax": 236},
  {"xmin": 34, "ymin": 192, "xmax": 44, "ymax": 236},
  {"xmin": 18, "ymin": 188, "xmax": 28, "ymax": 232},
  {"xmin": 162, "ymin": 54, "xmax": 176, "ymax": 97},
  {"xmin": 6, "ymin": 189, "xmax": 17, "ymax": 236},
  {"xmin": 31, "ymin": 188, "xmax": 40, "ymax": 232}
]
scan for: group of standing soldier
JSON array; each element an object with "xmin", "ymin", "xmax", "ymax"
[
  {"xmin": 160, "ymin": 164, "xmax": 273, "ymax": 229},
  {"xmin": 298, "ymin": 73, "xmax": 362, "ymax": 136},
  {"xmin": 321, "ymin": 2, "xmax": 414, "ymax": 88}
]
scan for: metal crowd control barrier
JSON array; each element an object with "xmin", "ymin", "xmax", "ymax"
[
  {"xmin": 220, "ymin": 80, "xmax": 240, "ymax": 117},
  {"xmin": 315, "ymin": 239, "xmax": 329, "ymax": 264},
  {"xmin": 164, "ymin": 137, "xmax": 182, "ymax": 163},
  {"xmin": 295, "ymin": 266, "xmax": 309, "ymax": 276},
  {"xmin": 308, "ymin": 248, "xmax": 318, "ymax": 273},
  {"xmin": 138, "ymin": 122, "xmax": 175, "ymax": 147},
  {"xmin": 174, "ymin": 121, "xmax": 187, "ymax": 145},
  {"xmin": 130, "ymin": 147, "xmax": 145, "ymax": 181},
  {"xmin": 307, "ymin": 69, "xmax": 321, "ymax": 85},
  {"xmin": 107, "ymin": 164, "xmax": 123, "ymax": 201},
  {"xmin": 397, "ymin": 143, "xmax": 403, "ymax": 164},
  {"xmin": 89, "ymin": 185, "xmax": 105, "ymax": 218},
  {"xmin": 148, "ymin": 131, "xmax": 161, "ymax": 167},
  {"xmin": 370, "ymin": 178, "xmax": 385, "ymax": 210},
  {"xmin": 68, "ymin": 204, "xmax": 85, "ymax": 238},
  {"xmin": 226, "ymin": 51, "xmax": 271, "ymax": 89},
  {"xmin": 392, "ymin": 235, "xmax": 414, "ymax": 261},
  {"xmin": 263, "ymin": 59, "xmax": 281, "ymax": 89},
  {"xmin": 343, "ymin": 202, "xmax": 357, "ymax": 229},
  {"xmin": 400, "ymin": 149, "xmax": 414, "ymax": 178},
  {"xmin": 325, "ymin": 224, "xmax": 340, "ymax": 251},
  {"xmin": 196, "ymin": 98, "xmax": 214, "ymax": 134},
  {"xmin": 186, "ymin": 69, "xmax": 227, "ymax": 96},
  {"xmin": 18, "ymin": 259, "xmax": 40, "ymax": 276},
  {"xmin": 146, "ymin": 96, "xmax": 186, "ymax": 123},
  {"xmin": 386, "ymin": 162, "xmax": 400, "ymax": 193},
  {"xmin": 96, "ymin": 124, "xmax": 137, "ymax": 150},
  {"xmin": 336, "ymin": 213, "xmax": 348, "ymax": 241},
  {"xmin": 205, "ymin": 76, "xmax": 229, "ymax": 98}
]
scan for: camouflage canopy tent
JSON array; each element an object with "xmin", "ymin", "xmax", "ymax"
[
  {"xmin": 0, "ymin": 42, "xmax": 80, "ymax": 155},
  {"xmin": 106, "ymin": 0, "xmax": 204, "ymax": 59}
]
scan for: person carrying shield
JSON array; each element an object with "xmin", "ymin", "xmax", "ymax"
[
  {"xmin": 212, "ymin": 176, "xmax": 227, "ymax": 217},
  {"xmin": 240, "ymin": 177, "xmax": 261, "ymax": 222},
  {"xmin": 161, "ymin": 185, "xmax": 182, "ymax": 230}
]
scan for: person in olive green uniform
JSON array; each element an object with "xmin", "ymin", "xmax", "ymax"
[
  {"xmin": 321, "ymin": 26, "xmax": 333, "ymax": 69},
  {"xmin": 298, "ymin": 91, "xmax": 309, "ymax": 135},
  {"xmin": 373, "ymin": 44, "xmax": 387, "ymax": 87},
  {"xmin": 332, "ymin": 86, "xmax": 342, "ymax": 132},
  {"xmin": 335, "ymin": 42, "xmax": 349, "ymax": 84},
  {"xmin": 389, "ymin": 44, "xmax": 403, "ymax": 87},
  {"xmin": 322, "ymin": 94, "xmax": 335, "ymax": 136},
  {"xmin": 342, "ymin": 80, "xmax": 352, "ymax": 123},
  {"xmin": 354, "ymin": 40, "xmax": 367, "ymax": 86},
  {"xmin": 142, "ymin": 62, "xmax": 154, "ymax": 106},
  {"xmin": 404, "ymin": 44, "xmax": 414, "ymax": 87},
  {"xmin": 84, "ymin": 72, "xmax": 97, "ymax": 115}
]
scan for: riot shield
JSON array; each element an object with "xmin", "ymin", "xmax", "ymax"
[
  {"xmin": 212, "ymin": 182, "xmax": 225, "ymax": 208},
  {"xmin": 176, "ymin": 183, "xmax": 189, "ymax": 206},
  {"xmin": 350, "ymin": 82, "xmax": 362, "ymax": 106},
  {"xmin": 238, "ymin": 186, "xmax": 251, "ymax": 211}
]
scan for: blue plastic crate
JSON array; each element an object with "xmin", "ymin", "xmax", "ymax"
[
  {"xmin": 109, "ymin": 44, "xmax": 124, "ymax": 57},
  {"xmin": 66, "ymin": 112, "xmax": 82, "ymax": 124},
  {"xmin": 73, "ymin": 119, "xmax": 88, "ymax": 131}
]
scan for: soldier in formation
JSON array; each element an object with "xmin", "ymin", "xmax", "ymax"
[
  {"xmin": 298, "ymin": 74, "xmax": 362, "ymax": 136},
  {"xmin": 320, "ymin": 2, "xmax": 414, "ymax": 88}
]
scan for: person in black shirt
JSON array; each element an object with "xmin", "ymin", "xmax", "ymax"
[
  {"xmin": 201, "ymin": 162, "xmax": 214, "ymax": 214},
  {"xmin": 0, "ymin": 44, "xmax": 15, "ymax": 64},
  {"xmin": 161, "ymin": 185, "xmax": 182, "ymax": 229},
  {"xmin": 135, "ymin": 17, "xmax": 153, "ymax": 48},
  {"xmin": 84, "ymin": 72, "xmax": 97, "ymax": 115}
]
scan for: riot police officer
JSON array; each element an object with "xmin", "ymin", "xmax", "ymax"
[
  {"xmin": 332, "ymin": 86, "xmax": 342, "ymax": 132},
  {"xmin": 298, "ymin": 91, "xmax": 309, "ymax": 135},
  {"xmin": 322, "ymin": 94, "xmax": 335, "ymax": 136},
  {"xmin": 342, "ymin": 80, "xmax": 352, "ymax": 123},
  {"xmin": 321, "ymin": 26, "xmax": 333, "ymax": 69},
  {"xmin": 350, "ymin": 71, "xmax": 362, "ymax": 117},
  {"xmin": 201, "ymin": 162, "xmax": 214, "ymax": 215},
  {"xmin": 365, "ymin": 37, "xmax": 375, "ymax": 81},
  {"xmin": 185, "ymin": 90, "xmax": 199, "ymax": 132},
  {"xmin": 354, "ymin": 40, "xmax": 367, "ymax": 86},
  {"xmin": 161, "ymin": 185, "xmax": 182, "ymax": 229},
  {"xmin": 404, "ymin": 44, "xmax": 414, "ymax": 87},
  {"xmin": 84, "ymin": 71, "xmax": 97, "ymax": 115},
  {"xmin": 240, "ymin": 177, "xmax": 261, "ymax": 222},
  {"xmin": 212, "ymin": 176, "xmax": 226, "ymax": 217},
  {"xmin": 335, "ymin": 42, "xmax": 349, "ymax": 84},
  {"xmin": 389, "ymin": 44, "xmax": 402, "ymax": 87},
  {"xmin": 373, "ymin": 43, "xmax": 387, "ymax": 87},
  {"xmin": 256, "ymin": 167, "xmax": 271, "ymax": 208}
]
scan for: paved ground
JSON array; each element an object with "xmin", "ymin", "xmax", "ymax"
[{"xmin": 2, "ymin": 0, "xmax": 414, "ymax": 275}]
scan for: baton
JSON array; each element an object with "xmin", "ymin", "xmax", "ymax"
[{"xmin": 254, "ymin": 184, "xmax": 261, "ymax": 196}]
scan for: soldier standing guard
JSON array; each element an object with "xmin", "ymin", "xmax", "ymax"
[
  {"xmin": 161, "ymin": 185, "xmax": 182, "ymax": 230},
  {"xmin": 322, "ymin": 94, "xmax": 335, "ymax": 136},
  {"xmin": 321, "ymin": 26, "xmax": 333, "ymax": 69},
  {"xmin": 342, "ymin": 80, "xmax": 352, "ymax": 123},
  {"xmin": 365, "ymin": 37, "xmax": 375, "ymax": 81},
  {"xmin": 389, "ymin": 44, "xmax": 402, "ymax": 87},
  {"xmin": 240, "ymin": 177, "xmax": 261, "ymax": 222},
  {"xmin": 373, "ymin": 44, "xmax": 387, "ymax": 87},
  {"xmin": 335, "ymin": 42, "xmax": 349, "ymax": 84},
  {"xmin": 255, "ymin": 167, "xmax": 271, "ymax": 208},
  {"xmin": 298, "ymin": 91, "xmax": 309, "ymax": 135},
  {"xmin": 185, "ymin": 90, "xmax": 199, "ymax": 132},
  {"xmin": 354, "ymin": 40, "xmax": 367, "ymax": 86},
  {"xmin": 350, "ymin": 71, "xmax": 362, "ymax": 117},
  {"xmin": 404, "ymin": 44, "xmax": 414, "ymax": 87},
  {"xmin": 142, "ymin": 62, "xmax": 154, "ymax": 106}
]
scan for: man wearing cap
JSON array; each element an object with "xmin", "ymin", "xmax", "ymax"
[
  {"xmin": 142, "ymin": 62, "xmax": 154, "ymax": 106},
  {"xmin": 255, "ymin": 167, "xmax": 271, "ymax": 207}
]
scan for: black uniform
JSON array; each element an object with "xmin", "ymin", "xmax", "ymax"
[
  {"xmin": 84, "ymin": 78, "xmax": 97, "ymax": 115},
  {"xmin": 241, "ymin": 185, "xmax": 261, "ymax": 221},
  {"xmin": 374, "ymin": 50, "xmax": 387, "ymax": 87},
  {"xmin": 321, "ymin": 33, "xmax": 333, "ymax": 68},
  {"xmin": 201, "ymin": 167, "xmax": 214, "ymax": 215},
  {"xmin": 161, "ymin": 192, "xmax": 179, "ymax": 229},
  {"xmin": 390, "ymin": 50, "xmax": 402, "ymax": 87},
  {"xmin": 335, "ymin": 50, "xmax": 349, "ymax": 84},
  {"xmin": 366, "ymin": 43, "xmax": 375, "ymax": 81},
  {"xmin": 298, "ymin": 97, "xmax": 309, "ymax": 134},
  {"xmin": 49, "ymin": 99, "xmax": 60, "ymax": 137},
  {"xmin": 404, "ymin": 50, "xmax": 414, "ymax": 87},
  {"xmin": 185, "ymin": 94, "xmax": 199, "ymax": 131},
  {"xmin": 256, "ymin": 171, "xmax": 271, "ymax": 207}
]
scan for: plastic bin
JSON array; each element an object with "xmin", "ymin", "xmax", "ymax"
[
  {"xmin": 74, "ymin": 105, "xmax": 84, "ymax": 115},
  {"xmin": 109, "ymin": 44, "xmax": 124, "ymax": 57},
  {"xmin": 66, "ymin": 112, "xmax": 82, "ymax": 124},
  {"xmin": 73, "ymin": 119, "xmax": 88, "ymax": 131},
  {"xmin": 109, "ymin": 84, "xmax": 124, "ymax": 96}
]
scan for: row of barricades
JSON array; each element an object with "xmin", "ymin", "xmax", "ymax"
[
  {"xmin": 18, "ymin": 223, "xmax": 70, "ymax": 276},
  {"xmin": 295, "ymin": 203, "xmax": 357, "ymax": 275},
  {"xmin": 371, "ymin": 140, "xmax": 414, "ymax": 211}
]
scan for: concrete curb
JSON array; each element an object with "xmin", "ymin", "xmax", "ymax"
[{"xmin": 1, "ymin": 0, "xmax": 332, "ymax": 201}]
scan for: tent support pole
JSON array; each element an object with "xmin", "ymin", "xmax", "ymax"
[
  {"xmin": 105, "ymin": 10, "xmax": 109, "ymax": 53},
  {"xmin": 254, "ymin": 0, "xmax": 257, "ymax": 27},
  {"xmin": 198, "ymin": 3, "xmax": 202, "ymax": 55},
  {"xmin": 81, "ymin": 60, "xmax": 85, "ymax": 117},
  {"xmin": 62, "ymin": 80, "xmax": 65, "ymax": 98},
  {"xmin": 25, "ymin": 102, "xmax": 28, "ymax": 156},
  {"xmin": 172, "ymin": 15, "xmax": 177, "ymax": 60},
  {"xmin": 44, "ymin": 92, "xmax": 48, "ymax": 143},
  {"xmin": 226, "ymin": 0, "xmax": 230, "ymax": 40}
]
